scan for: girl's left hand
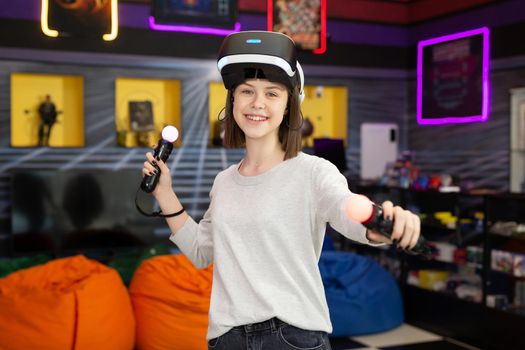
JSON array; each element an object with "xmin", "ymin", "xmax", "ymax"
[{"xmin": 366, "ymin": 200, "xmax": 421, "ymax": 250}]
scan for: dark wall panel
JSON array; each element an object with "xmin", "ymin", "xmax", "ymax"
[{"xmin": 407, "ymin": 63, "xmax": 525, "ymax": 190}]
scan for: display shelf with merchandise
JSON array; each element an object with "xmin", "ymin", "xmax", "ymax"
[
  {"xmin": 347, "ymin": 185, "xmax": 525, "ymax": 349},
  {"xmin": 485, "ymin": 193, "xmax": 525, "ymax": 318},
  {"xmin": 404, "ymin": 190, "xmax": 485, "ymax": 304},
  {"xmin": 351, "ymin": 185, "xmax": 485, "ymax": 301}
]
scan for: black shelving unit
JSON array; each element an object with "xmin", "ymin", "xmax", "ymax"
[
  {"xmin": 485, "ymin": 193, "xmax": 525, "ymax": 322},
  {"xmin": 349, "ymin": 185, "xmax": 525, "ymax": 349}
]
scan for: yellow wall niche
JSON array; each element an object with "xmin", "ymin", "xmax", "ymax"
[
  {"xmin": 208, "ymin": 82, "xmax": 229, "ymax": 147},
  {"xmin": 115, "ymin": 77, "xmax": 181, "ymax": 148},
  {"xmin": 301, "ymin": 85, "xmax": 348, "ymax": 147},
  {"xmin": 11, "ymin": 73, "xmax": 84, "ymax": 147}
]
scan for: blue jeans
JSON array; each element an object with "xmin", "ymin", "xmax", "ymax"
[{"xmin": 207, "ymin": 317, "xmax": 332, "ymax": 350}]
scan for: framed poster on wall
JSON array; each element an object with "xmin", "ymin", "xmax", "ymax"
[
  {"xmin": 417, "ymin": 27, "xmax": 490, "ymax": 125},
  {"xmin": 267, "ymin": 0, "xmax": 326, "ymax": 54},
  {"xmin": 129, "ymin": 101, "xmax": 155, "ymax": 132}
]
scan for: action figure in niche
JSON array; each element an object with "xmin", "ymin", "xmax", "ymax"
[{"xmin": 37, "ymin": 95, "xmax": 61, "ymax": 147}]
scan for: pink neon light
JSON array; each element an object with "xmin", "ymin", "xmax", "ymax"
[
  {"xmin": 148, "ymin": 16, "xmax": 240, "ymax": 36},
  {"xmin": 417, "ymin": 27, "xmax": 490, "ymax": 125},
  {"xmin": 267, "ymin": 0, "xmax": 326, "ymax": 55},
  {"xmin": 312, "ymin": 0, "xmax": 327, "ymax": 54}
]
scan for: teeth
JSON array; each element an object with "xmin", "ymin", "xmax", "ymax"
[{"xmin": 246, "ymin": 115, "xmax": 268, "ymax": 121}]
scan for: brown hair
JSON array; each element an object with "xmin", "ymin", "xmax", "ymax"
[{"xmin": 221, "ymin": 85, "xmax": 303, "ymax": 160}]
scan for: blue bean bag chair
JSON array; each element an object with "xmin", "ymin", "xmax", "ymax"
[{"xmin": 319, "ymin": 251, "xmax": 404, "ymax": 337}]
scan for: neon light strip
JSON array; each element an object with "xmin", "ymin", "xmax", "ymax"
[
  {"xmin": 267, "ymin": 0, "xmax": 273, "ymax": 35},
  {"xmin": 417, "ymin": 27, "xmax": 490, "ymax": 125},
  {"xmin": 149, "ymin": 16, "xmax": 240, "ymax": 36},
  {"xmin": 312, "ymin": 0, "xmax": 327, "ymax": 54},
  {"xmin": 267, "ymin": 0, "xmax": 326, "ymax": 55},
  {"xmin": 41, "ymin": 0, "xmax": 118, "ymax": 40},
  {"xmin": 103, "ymin": 0, "xmax": 119, "ymax": 41},
  {"xmin": 40, "ymin": 0, "xmax": 58, "ymax": 37}
]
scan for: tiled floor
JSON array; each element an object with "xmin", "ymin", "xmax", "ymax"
[{"xmin": 329, "ymin": 324, "xmax": 480, "ymax": 350}]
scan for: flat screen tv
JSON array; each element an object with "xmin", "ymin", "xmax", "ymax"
[{"xmin": 10, "ymin": 169, "xmax": 163, "ymax": 257}]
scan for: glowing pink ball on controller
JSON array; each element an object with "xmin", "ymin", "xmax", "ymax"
[
  {"xmin": 345, "ymin": 194, "xmax": 374, "ymax": 223},
  {"xmin": 162, "ymin": 125, "xmax": 179, "ymax": 143}
]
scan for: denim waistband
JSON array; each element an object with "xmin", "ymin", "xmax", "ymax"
[{"xmin": 231, "ymin": 317, "xmax": 287, "ymax": 333}]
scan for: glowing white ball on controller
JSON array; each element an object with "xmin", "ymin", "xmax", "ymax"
[
  {"xmin": 345, "ymin": 194, "xmax": 373, "ymax": 223},
  {"xmin": 162, "ymin": 126, "xmax": 179, "ymax": 143}
]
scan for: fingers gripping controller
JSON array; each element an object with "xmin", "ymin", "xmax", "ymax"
[
  {"xmin": 345, "ymin": 194, "xmax": 433, "ymax": 258},
  {"xmin": 140, "ymin": 126, "xmax": 178, "ymax": 193}
]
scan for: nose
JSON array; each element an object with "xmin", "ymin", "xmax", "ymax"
[{"xmin": 251, "ymin": 92, "xmax": 265, "ymax": 110}]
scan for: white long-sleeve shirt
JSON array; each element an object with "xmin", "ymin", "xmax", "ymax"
[{"xmin": 170, "ymin": 152, "xmax": 379, "ymax": 340}]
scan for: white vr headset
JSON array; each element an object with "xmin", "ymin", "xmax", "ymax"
[{"xmin": 217, "ymin": 31, "xmax": 305, "ymax": 103}]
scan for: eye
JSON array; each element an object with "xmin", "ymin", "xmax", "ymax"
[
  {"xmin": 266, "ymin": 91, "xmax": 279, "ymax": 98},
  {"xmin": 240, "ymin": 89, "xmax": 253, "ymax": 95}
]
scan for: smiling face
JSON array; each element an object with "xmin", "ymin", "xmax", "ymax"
[{"xmin": 232, "ymin": 79, "xmax": 289, "ymax": 144}]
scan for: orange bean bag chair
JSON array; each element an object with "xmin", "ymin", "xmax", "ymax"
[
  {"xmin": 130, "ymin": 254, "xmax": 213, "ymax": 350},
  {"xmin": 0, "ymin": 255, "xmax": 135, "ymax": 350}
]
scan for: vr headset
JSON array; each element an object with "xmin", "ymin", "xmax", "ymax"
[{"xmin": 217, "ymin": 31, "xmax": 305, "ymax": 103}]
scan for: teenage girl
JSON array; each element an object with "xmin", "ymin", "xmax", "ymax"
[{"xmin": 143, "ymin": 31, "xmax": 420, "ymax": 350}]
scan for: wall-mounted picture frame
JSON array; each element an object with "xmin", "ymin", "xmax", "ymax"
[
  {"xmin": 417, "ymin": 27, "xmax": 490, "ymax": 125},
  {"xmin": 268, "ymin": 0, "xmax": 326, "ymax": 54}
]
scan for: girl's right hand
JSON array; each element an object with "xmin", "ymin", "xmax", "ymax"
[{"xmin": 142, "ymin": 152, "xmax": 172, "ymax": 196}]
